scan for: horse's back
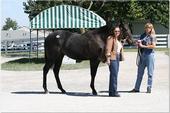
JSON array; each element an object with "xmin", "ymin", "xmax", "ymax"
[
  {"xmin": 45, "ymin": 30, "xmax": 71, "ymax": 41},
  {"xmin": 44, "ymin": 30, "xmax": 106, "ymax": 61}
]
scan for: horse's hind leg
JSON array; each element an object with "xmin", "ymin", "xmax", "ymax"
[
  {"xmin": 53, "ymin": 55, "xmax": 66, "ymax": 93},
  {"xmin": 43, "ymin": 61, "xmax": 53, "ymax": 93},
  {"xmin": 90, "ymin": 59, "xmax": 100, "ymax": 95}
]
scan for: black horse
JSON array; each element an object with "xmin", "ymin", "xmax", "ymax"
[{"xmin": 43, "ymin": 22, "xmax": 134, "ymax": 95}]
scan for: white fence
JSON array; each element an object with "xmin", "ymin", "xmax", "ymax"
[
  {"xmin": 1, "ymin": 34, "xmax": 169, "ymax": 52},
  {"xmin": 132, "ymin": 34, "xmax": 169, "ymax": 48}
]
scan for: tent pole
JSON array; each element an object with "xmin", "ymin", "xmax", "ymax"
[
  {"xmin": 44, "ymin": 30, "xmax": 45, "ymax": 59},
  {"xmin": 37, "ymin": 30, "xmax": 39, "ymax": 59},
  {"xmin": 44, "ymin": 30, "xmax": 45, "ymax": 41},
  {"xmin": 29, "ymin": 29, "xmax": 32, "ymax": 62}
]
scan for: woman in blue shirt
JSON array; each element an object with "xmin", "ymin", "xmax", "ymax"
[{"xmin": 130, "ymin": 23, "xmax": 156, "ymax": 93}]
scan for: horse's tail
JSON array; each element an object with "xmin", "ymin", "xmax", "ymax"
[
  {"xmin": 43, "ymin": 37, "xmax": 55, "ymax": 69},
  {"xmin": 44, "ymin": 49, "xmax": 47, "ymax": 62},
  {"xmin": 44, "ymin": 31, "xmax": 63, "ymax": 66},
  {"xmin": 44, "ymin": 40, "xmax": 48, "ymax": 63}
]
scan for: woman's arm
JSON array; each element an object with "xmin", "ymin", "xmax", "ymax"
[
  {"xmin": 105, "ymin": 36, "xmax": 113, "ymax": 57},
  {"xmin": 138, "ymin": 42, "xmax": 156, "ymax": 49},
  {"xmin": 105, "ymin": 36, "xmax": 113, "ymax": 65},
  {"xmin": 138, "ymin": 36, "xmax": 156, "ymax": 49}
]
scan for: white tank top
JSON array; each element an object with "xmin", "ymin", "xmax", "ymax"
[{"xmin": 116, "ymin": 40, "xmax": 122, "ymax": 53}]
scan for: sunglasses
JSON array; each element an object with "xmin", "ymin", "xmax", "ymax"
[
  {"xmin": 114, "ymin": 30, "xmax": 120, "ymax": 32},
  {"xmin": 145, "ymin": 27, "xmax": 152, "ymax": 29}
]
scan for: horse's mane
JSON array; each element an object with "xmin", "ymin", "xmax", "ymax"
[{"xmin": 96, "ymin": 21, "xmax": 113, "ymax": 33}]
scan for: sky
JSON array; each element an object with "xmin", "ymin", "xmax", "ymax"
[{"xmin": 1, "ymin": 0, "xmax": 29, "ymax": 28}]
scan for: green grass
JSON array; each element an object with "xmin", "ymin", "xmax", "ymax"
[
  {"xmin": 124, "ymin": 48, "xmax": 169, "ymax": 56},
  {"xmin": 1, "ymin": 48, "xmax": 169, "ymax": 57},
  {"xmin": 1, "ymin": 48, "xmax": 169, "ymax": 71},
  {"xmin": 165, "ymin": 50, "xmax": 170, "ymax": 56},
  {"xmin": 1, "ymin": 51, "xmax": 44, "ymax": 58},
  {"xmin": 124, "ymin": 48, "xmax": 170, "ymax": 52},
  {"xmin": 1, "ymin": 58, "xmax": 106, "ymax": 71},
  {"xmin": 154, "ymin": 48, "xmax": 170, "ymax": 52}
]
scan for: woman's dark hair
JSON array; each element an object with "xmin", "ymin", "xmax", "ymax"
[{"xmin": 110, "ymin": 26, "xmax": 123, "ymax": 41}]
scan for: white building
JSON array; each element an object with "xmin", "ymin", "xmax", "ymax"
[
  {"xmin": 1, "ymin": 26, "xmax": 76, "ymax": 64},
  {"xmin": 1, "ymin": 26, "xmax": 50, "ymax": 42}
]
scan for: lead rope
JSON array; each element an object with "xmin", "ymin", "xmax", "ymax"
[
  {"xmin": 136, "ymin": 48, "xmax": 141, "ymax": 66},
  {"xmin": 136, "ymin": 35, "xmax": 148, "ymax": 66}
]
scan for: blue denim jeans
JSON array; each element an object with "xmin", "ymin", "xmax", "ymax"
[
  {"xmin": 109, "ymin": 54, "xmax": 120, "ymax": 95},
  {"xmin": 135, "ymin": 53, "xmax": 155, "ymax": 90}
]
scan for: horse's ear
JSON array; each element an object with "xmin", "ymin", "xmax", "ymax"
[
  {"xmin": 105, "ymin": 21, "xmax": 112, "ymax": 29},
  {"xmin": 106, "ymin": 21, "xmax": 112, "ymax": 26}
]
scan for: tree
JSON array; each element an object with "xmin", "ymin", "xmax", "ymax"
[
  {"xmin": 24, "ymin": 0, "xmax": 87, "ymax": 20},
  {"xmin": 23, "ymin": 0, "xmax": 106, "ymax": 20},
  {"xmin": 127, "ymin": 0, "xmax": 143, "ymax": 20},
  {"xmin": 23, "ymin": 0, "xmax": 169, "ymax": 28},
  {"xmin": 2, "ymin": 18, "xmax": 18, "ymax": 30},
  {"xmin": 138, "ymin": 1, "xmax": 169, "ymax": 28}
]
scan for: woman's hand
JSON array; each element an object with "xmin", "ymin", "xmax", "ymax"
[
  {"xmin": 134, "ymin": 40, "xmax": 140, "ymax": 47},
  {"xmin": 106, "ymin": 58, "xmax": 111, "ymax": 66},
  {"xmin": 138, "ymin": 42, "xmax": 143, "ymax": 48},
  {"xmin": 137, "ymin": 40, "xmax": 144, "ymax": 48}
]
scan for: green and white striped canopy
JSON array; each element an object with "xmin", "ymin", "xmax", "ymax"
[{"xmin": 30, "ymin": 5, "xmax": 106, "ymax": 29}]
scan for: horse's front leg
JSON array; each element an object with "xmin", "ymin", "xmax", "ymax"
[
  {"xmin": 53, "ymin": 55, "xmax": 66, "ymax": 93},
  {"xmin": 90, "ymin": 59, "xmax": 100, "ymax": 95}
]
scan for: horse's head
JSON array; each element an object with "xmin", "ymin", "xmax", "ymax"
[
  {"xmin": 97, "ymin": 20, "xmax": 134, "ymax": 45},
  {"xmin": 117, "ymin": 20, "xmax": 134, "ymax": 45}
]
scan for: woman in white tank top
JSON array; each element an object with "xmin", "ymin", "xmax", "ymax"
[{"xmin": 105, "ymin": 26, "xmax": 124, "ymax": 97}]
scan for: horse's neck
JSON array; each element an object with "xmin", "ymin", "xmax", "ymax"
[
  {"xmin": 96, "ymin": 26, "xmax": 111, "ymax": 42},
  {"xmin": 82, "ymin": 25, "xmax": 111, "ymax": 43}
]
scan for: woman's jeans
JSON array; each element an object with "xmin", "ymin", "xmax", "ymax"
[
  {"xmin": 135, "ymin": 53, "xmax": 155, "ymax": 90},
  {"xmin": 109, "ymin": 54, "xmax": 119, "ymax": 95}
]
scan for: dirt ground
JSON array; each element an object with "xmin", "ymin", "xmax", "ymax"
[{"xmin": 0, "ymin": 52, "xmax": 169, "ymax": 112}]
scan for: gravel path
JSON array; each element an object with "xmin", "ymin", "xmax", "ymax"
[{"xmin": 0, "ymin": 52, "xmax": 169, "ymax": 112}]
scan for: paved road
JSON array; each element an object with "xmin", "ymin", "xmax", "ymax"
[{"xmin": 0, "ymin": 52, "xmax": 169, "ymax": 112}]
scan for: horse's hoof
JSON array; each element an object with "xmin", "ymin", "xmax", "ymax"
[
  {"xmin": 92, "ymin": 91, "xmax": 97, "ymax": 95},
  {"xmin": 61, "ymin": 89, "xmax": 66, "ymax": 94},
  {"xmin": 44, "ymin": 90, "xmax": 49, "ymax": 94}
]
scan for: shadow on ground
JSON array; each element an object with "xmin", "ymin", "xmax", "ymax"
[
  {"xmin": 11, "ymin": 90, "xmax": 146, "ymax": 97},
  {"xmin": 6, "ymin": 58, "xmax": 44, "ymax": 64},
  {"xmin": 11, "ymin": 91, "xmax": 110, "ymax": 97}
]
